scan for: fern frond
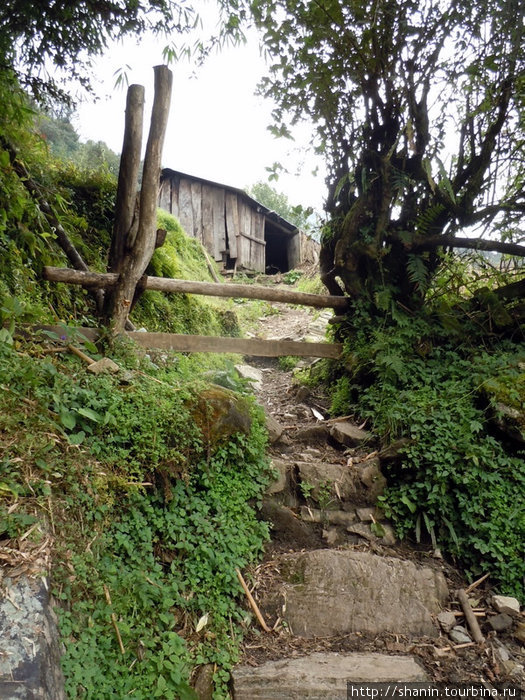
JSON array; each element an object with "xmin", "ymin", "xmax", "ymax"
[{"xmin": 407, "ymin": 253, "xmax": 430, "ymax": 295}]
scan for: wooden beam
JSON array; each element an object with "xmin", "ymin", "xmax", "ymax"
[
  {"xmin": 128, "ymin": 332, "xmax": 342, "ymax": 358},
  {"xmin": 239, "ymin": 231, "xmax": 266, "ymax": 246},
  {"xmin": 43, "ymin": 267, "xmax": 349, "ymax": 310},
  {"xmin": 23, "ymin": 325, "xmax": 342, "ymax": 359}
]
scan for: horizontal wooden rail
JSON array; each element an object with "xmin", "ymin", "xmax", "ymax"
[
  {"xmin": 43, "ymin": 266, "xmax": 348, "ymax": 310},
  {"xmin": 238, "ymin": 231, "xmax": 266, "ymax": 246},
  {"xmin": 24, "ymin": 325, "xmax": 342, "ymax": 359},
  {"xmin": 129, "ymin": 332, "xmax": 342, "ymax": 358}
]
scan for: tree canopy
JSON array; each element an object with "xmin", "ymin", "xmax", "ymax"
[
  {"xmin": 246, "ymin": 180, "xmax": 314, "ymax": 231},
  {"xmin": 0, "ymin": 0, "xmax": 196, "ymax": 100},
  {"xmin": 249, "ymin": 0, "xmax": 524, "ymax": 306}
]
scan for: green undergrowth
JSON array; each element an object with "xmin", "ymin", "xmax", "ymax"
[
  {"xmin": 0, "ymin": 337, "xmax": 271, "ymax": 698},
  {"xmin": 324, "ymin": 300, "xmax": 525, "ymax": 600}
]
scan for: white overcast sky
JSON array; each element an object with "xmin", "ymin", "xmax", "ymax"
[{"xmin": 73, "ymin": 19, "xmax": 327, "ymax": 211}]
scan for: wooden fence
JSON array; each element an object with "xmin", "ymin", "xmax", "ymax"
[{"xmin": 43, "ymin": 266, "xmax": 347, "ymax": 358}]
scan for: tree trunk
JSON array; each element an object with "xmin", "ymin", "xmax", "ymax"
[
  {"xmin": 104, "ymin": 66, "xmax": 173, "ymax": 332},
  {"xmin": 107, "ymin": 84, "xmax": 145, "ymax": 275}
]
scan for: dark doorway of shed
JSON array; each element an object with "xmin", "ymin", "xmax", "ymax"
[{"xmin": 265, "ymin": 230, "xmax": 290, "ymax": 274}]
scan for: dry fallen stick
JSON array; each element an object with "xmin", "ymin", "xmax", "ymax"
[
  {"xmin": 457, "ymin": 588, "xmax": 484, "ymax": 643},
  {"xmin": 465, "ymin": 572, "xmax": 490, "ymax": 594},
  {"xmin": 235, "ymin": 567, "xmax": 272, "ymax": 633},
  {"xmin": 103, "ymin": 584, "xmax": 126, "ymax": 655},
  {"xmin": 68, "ymin": 344, "xmax": 95, "ymax": 365}
]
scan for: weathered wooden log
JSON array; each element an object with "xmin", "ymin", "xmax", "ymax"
[
  {"xmin": 128, "ymin": 332, "xmax": 342, "ymax": 358},
  {"xmin": 104, "ymin": 66, "xmax": 173, "ymax": 331},
  {"xmin": 23, "ymin": 325, "xmax": 342, "ymax": 358},
  {"xmin": 456, "ymin": 589, "xmax": 484, "ymax": 644},
  {"xmin": 43, "ymin": 267, "xmax": 349, "ymax": 310},
  {"xmin": 107, "ymin": 84, "xmax": 145, "ymax": 275}
]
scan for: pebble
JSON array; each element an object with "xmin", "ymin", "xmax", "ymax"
[
  {"xmin": 493, "ymin": 640, "xmax": 511, "ymax": 662},
  {"xmin": 437, "ymin": 611, "xmax": 457, "ymax": 633},
  {"xmin": 488, "ymin": 613, "xmax": 514, "ymax": 632},
  {"xmin": 514, "ymin": 621, "xmax": 525, "ymax": 644},
  {"xmin": 449, "ymin": 626, "xmax": 472, "ymax": 644},
  {"xmin": 492, "ymin": 595, "xmax": 521, "ymax": 617}
]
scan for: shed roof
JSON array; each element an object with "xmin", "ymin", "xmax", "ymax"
[{"xmin": 161, "ymin": 168, "xmax": 299, "ymax": 236}]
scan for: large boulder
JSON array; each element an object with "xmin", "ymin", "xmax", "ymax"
[
  {"xmin": 189, "ymin": 384, "xmax": 252, "ymax": 444},
  {"xmin": 296, "ymin": 461, "xmax": 357, "ymax": 502}
]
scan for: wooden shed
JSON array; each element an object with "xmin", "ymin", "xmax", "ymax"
[{"xmin": 158, "ymin": 169, "xmax": 305, "ymax": 273}]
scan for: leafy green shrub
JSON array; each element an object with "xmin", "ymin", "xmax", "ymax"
[
  {"xmin": 283, "ymin": 269, "xmax": 303, "ymax": 285},
  {"xmin": 50, "ymin": 160, "xmax": 117, "ymax": 263},
  {"xmin": 330, "ymin": 301, "xmax": 525, "ymax": 599},
  {"xmin": 278, "ymin": 355, "xmax": 299, "ymax": 371},
  {"xmin": 131, "ymin": 211, "xmax": 240, "ymax": 337}
]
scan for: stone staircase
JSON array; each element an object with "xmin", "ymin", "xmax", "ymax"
[
  {"xmin": 230, "ymin": 305, "xmax": 524, "ymax": 699},
  {"xmin": 230, "ymin": 400, "xmax": 447, "ymax": 698}
]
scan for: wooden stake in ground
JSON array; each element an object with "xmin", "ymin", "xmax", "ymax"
[
  {"xmin": 107, "ymin": 84, "xmax": 145, "ymax": 276},
  {"xmin": 456, "ymin": 588, "xmax": 484, "ymax": 643},
  {"xmin": 104, "ymin": 65, "xmax": 173, "ymax": 332}
]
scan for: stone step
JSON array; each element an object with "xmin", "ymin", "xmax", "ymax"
[
  {"xmin": 232, "ymin": 652, "xmax": 428, "ymax": 699},
  {"xmin": 262, "ymin": 550, "xmax": 448, "ymax": 638}
]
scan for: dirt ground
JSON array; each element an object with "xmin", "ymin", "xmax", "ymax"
[{"xmin": 237, "ymin": 300, "xmax": 525, "ymax": 691}]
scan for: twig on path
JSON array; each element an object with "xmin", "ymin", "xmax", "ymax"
[
  {"xmin": 235, "ymin": 567, "xmax": 272, "ymax": 633},
  {"xmin": 465, "ymin": 572, "xmax": 490, "ymax": 594},
  {"xmin": 103, "ymin": 584, "xmax": 126, "ymax": 654}
]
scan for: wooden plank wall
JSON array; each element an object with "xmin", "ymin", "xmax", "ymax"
[
  {"xmin": 211, "ymin": 187, "xmax": 226, "ymax": 261},
  {"xmin": 160, "ymin": 175, "xmax": 269, "ymax": 271},
  {"xmin": 178, "ymin": 178, "xmax": 193, "ymax": 239},
  {"xmin": 236, "ymin": 200, "xmax": 265, "ymax": 272},
  {"xmin": 225, "ymin": 192, "xmax": 239, "ymax": 259},
  {"xmin": 190, "ymin": 181, "xmax": 202, "ymax": 242},
  {"xmin": 287, "ymin": 231, "xmax": 302, "ymax": 269},
  {"xmin": 159, "ymin": 179, "xmax": 171, "ymax": 211},
  {"xmin": 253, "ymin": 211, "xmax": 265, "ymax": 272}
]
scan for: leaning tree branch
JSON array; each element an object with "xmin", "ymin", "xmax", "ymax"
[
  {"xmin": 2, "ymin": 138, "xmax": 105, "ymax": 313},
  {"xmin": 408, "ymin": 235, "xmax": 525, "ymax": 258}
]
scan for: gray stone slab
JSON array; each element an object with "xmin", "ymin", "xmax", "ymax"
[
  {"xmin": 235, "ymin": 364, "xmax": 264, "ymax": 391},
  {"xmin": 266, "ymin": 458, "xmax": 288, "ymax": 495},
  {"xmin": 275, "ymin": 550, "xmax": 448, "ymax": 638},
  {"xmin": 330, "ymin": 422, "xmax": 373, "ymax": 447},
  {"xmin": 0, "ymin": 576, "xmax": 66, "ymax": 699},
  {"xmin": 296, "ymin": 461, "xmax": 357, "ymax": 502},
  {"xmin": 265, "ymin": 413, "xmax": 284, "ymax": 443},
  {"xmin": 233, "ymin": 652, "xmax": 428, "ymax": 699}
]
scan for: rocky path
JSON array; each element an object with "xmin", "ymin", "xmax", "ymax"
[{"xmin": 231, "ymin": 301, "xmax": 525, "ymax": 699}]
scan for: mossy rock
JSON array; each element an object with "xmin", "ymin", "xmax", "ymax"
[
  {"xmin": 482, "ymin": 368, "xmax": 525, "ymax": 444},
  {"xmin": 189, "ymin": 384, "xmax": 252, "ymax": 446}
]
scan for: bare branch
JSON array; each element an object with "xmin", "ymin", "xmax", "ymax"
[{"xmin": 408, "ymin": 235, "xmax": 525, "ymax": 257}]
